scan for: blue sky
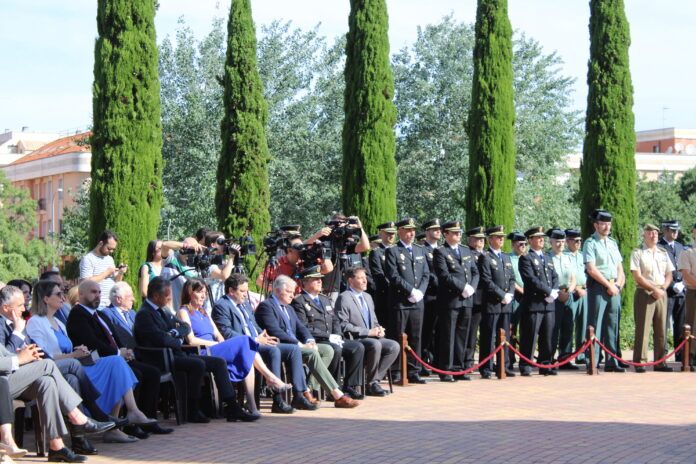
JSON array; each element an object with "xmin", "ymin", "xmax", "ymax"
[{"xmin": 1, "ymin": 0, "xmax": 694, "ymax": 133}]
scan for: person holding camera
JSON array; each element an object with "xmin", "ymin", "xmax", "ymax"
[
  {"xmin": 201, "ymin": 231, "xmax": 241, "ymax": 306},
  {"xmin": 79, "ymin": 230, "xmax": 127, "ymax": 308}
]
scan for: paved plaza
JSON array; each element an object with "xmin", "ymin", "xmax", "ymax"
[{"xmin": 13, "ymin": 360, "xmax": 696, "ymax": 464}]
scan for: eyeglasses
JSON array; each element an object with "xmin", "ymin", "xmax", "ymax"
[
  {"xmin": 51, "ymin": 291, "xmax": 64, "ymax": 297},
  {"xmin": 516, "ymin": 242, "xmax": 528, "ymax": 246}
]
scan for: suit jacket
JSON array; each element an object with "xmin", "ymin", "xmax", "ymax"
[
  {"xmin": 0, "ymin": 343, "xmax": 16, "ymax": 375},
  {"xmin": 658, "ymin": 238, "xmax": 685, "ymax": 297},
  {"xmin": 211, "ymin": 295, "xmax": 261, "ymax": 340},
  {"xmin": 384, "ymin": 241, "xmax": 430, "ymax": 310},
  {"xmin": 362, "ymin": 256, "xmax": 377, "ymax": 295},
  {"xmin": 101, "ymin": 305, "xmax": 138, "ymax": 349},
  {"xmin": 479, "ymin": 248, "xmax": 516, "ymax": 314},
  {"xmin": 291, "ymin": 292, "xmax": 341, "ymax": 341},
  {"xmin": 432, "ymin": 244, "xmax": 479, "ymax": 309},
  {"xmin": 255, "ymin": 297, "xmax": 313, "ymax": 345},
  {"xmin": 519, "ymin": 251, "xmax": 559, "ymax": 312},
  {"xmin": 368, "ymin": 244, "xmax": 390, "ymax": 297},
  {"xmin": 0, "ymin": 315, "xmax": 25, "ymax": 353},
  {"xmin": 336, "ymin": 289, "xmax": 380, "ymax": 339},
  {"xmin": 66, "ymin": 304, "xmax": 120, "ymax": 357},
  {"xmin": 133, "ymin": 301, "xmax": 191, "ymax": 355},
  {"xmin": 471, "ymin": 249, "xmax": 485, "ymax": 306},
  {"xmin": 423, "ymin": 242, "xmax": 439, "ymax": 299}
]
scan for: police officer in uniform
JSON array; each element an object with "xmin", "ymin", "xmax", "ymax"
[
  {"xmin": 547, "ymin": 228, "xmax": 577, "ymax": 368},
  {"xmin": 583, "ymin": 209, "xmax": 626, "ymax": 372},
  {"xmin": 507, "ymin": 231, "xmax": 527, "ymax": 365},
  {"xmin": 384, "ymin": 218, "xmax": 430, "ymax": 383},
  {"xmin": 368, "ymin": 222, "xmax": 396, "ymax": 332},
  {"xmin": 565, "ymin": 229, "xmax": 588, "ymax": 365},
  {"xmin": 420, "ymin": 219, "xmax": 441, "ymax": 368},
  {"xmin": 432, "ymin": 221, "xmax": 479, "ymax": 382},
  {"xmin": 658, "ymin": 220, "xmax": 686, "ymax": 361},
  {"xmin": 464, "ymin": 226, "xmax": 486, "ymax": 371},
  {"xmin": 478, "ymin": 225, "xmax": 516, "ymax": 378},
  {"xmin": 518, "ymin": 226, "xmax": 559, "ymax": 376}
]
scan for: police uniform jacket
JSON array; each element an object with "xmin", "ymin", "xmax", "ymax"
[
  {"xmin": 368, "ymin": 244, "xmax": 390, "ymax": 296},
  {"xmin": 658, "ymin": 237, "xmax": 685, "ymax": 298},
  {"xmin": 471, "ymin": 249, "xmax": 485, "ymax": 306},
  {"xmin": 291, "ymin": 292, "xmax": 340, "ymax": 342},
  {"xmin": 518, "ymin": 251, "xmax": 559, "ymax": 312},
  {"xmin": 479, "ymin": 248, "xmax": 516, "ymax": 314},
  {"xmin": 384, "ymin": 241, "xmax": 430, "ymax": 310},
  {"xmin": 423, "ymin": 242, "xmax": 439, "ymax": 300},
  {"xmin": 432, "ymin": 244, "xmax": 479, "ymax": 309}
]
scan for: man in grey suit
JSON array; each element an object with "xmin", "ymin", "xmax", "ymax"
[{"xmin": 336, "ymin": 267, "xmax": 398, "ymax": 397}]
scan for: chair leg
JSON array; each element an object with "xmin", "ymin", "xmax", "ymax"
[
  {"xmin": 13, "ymin": 406, "xmax": 25, "ymax": 448},
  {"xmin": 31, "ymin": 405, "xmax": 45, "ymax": 457},
  {"xmin": 387, "ymin": 369, "xmax": 394, "ymax": 394}
]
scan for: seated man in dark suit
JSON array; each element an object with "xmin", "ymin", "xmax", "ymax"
[
  {"xmin": 69, "ymin": 280, "xmax": 171, "ymax": 436},
  {"xmin": 336, "ymin": 267, "xmax": 398, "ymax": 396},
  {"xmin": 256, "ymin": 275, "xmax": 360, "ymax": 409},
  {"xmin": 211, "ymin": 274, "xmax": 304, "ymax": 414},
  {"xmin": 133, "ymin": 277, "xmax": 256, "ymax": 423},
  {"xmin": 291, "ymin": 266, "xmax": 365, "ymax": 400}
]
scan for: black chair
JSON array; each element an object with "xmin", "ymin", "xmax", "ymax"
[
  {"xmin": 134, "ymin": 347, "xmax": 184, "ymax": 425},
  {"xmin": 182, "ymin": 345, "xmax": 222, "ymax": 418}
]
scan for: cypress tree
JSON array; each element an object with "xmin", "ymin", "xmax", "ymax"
[
  {"xmin": 216, "ymin": 0, "xmax": 270, "ymax": 265},
  {"xmin": 580, "ymin": 0, "xmax": 637, "ymax": 313},
  {"xmin": 465, "ymin": 0, "xmax": 516, "ymax": 234},
  {"xmin": 342, "ymin": 0, "xmax": 397, "ymax": 233},
  {"xmin": 90, "ymin": 0, "xmax": 163, "ymax": 293}
]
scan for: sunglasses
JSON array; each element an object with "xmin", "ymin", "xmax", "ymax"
[{"xmin": 51, "ymin": 291, "xmax": 64, "ymax": 297}]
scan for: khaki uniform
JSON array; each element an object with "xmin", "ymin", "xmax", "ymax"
[
  {"xmin": 677, "ymin": 248, "xmax": 696, "ymax": 358},
  {"xmin": 630, "ymin": 246, "xmax": 674, "ymax": 363}
]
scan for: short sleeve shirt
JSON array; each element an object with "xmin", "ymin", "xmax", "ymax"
[
  {"xmin": 583, "ymin": 233, "xmax": 622, "ymax": 280},
  {"xmin": 677, "ymin": 248, "xmax": 696, "ymax": 289},
  {"xmin": 509, "ymin": 253, "xmax": 523, "ymax": 288},
  {"xmin": 564, "ymin": 251, "xmax": 587, "ymax": 286},
  {"xmin": 630, "ymin": 246, "xmax": 674, "ymax": 286},
  {"xmin": 79, "ymin": 251, "xmax": 115, "ymax": 307},
  {"xmin": 551, "ymin": 252, "xmax": 574, "ymax": 288}
]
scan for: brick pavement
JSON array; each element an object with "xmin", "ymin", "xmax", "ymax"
[{"xmin": 13, "ymin": 362, "xmax": 696, "ymax": 464}]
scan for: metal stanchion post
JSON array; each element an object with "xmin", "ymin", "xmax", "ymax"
[
  {"xmin": 497, "ymin": 328, "xmax": 506, "ymax": 380},
  {"xmin": 587, "ymin": 326, "xmax": 598, "ymax": 375},
  {"xmin": 399, "ymin": 333, "xmax": 409, "ymax": 386},
  {"xmin": 682, "ymin": 325, "xmax": 691, "ymax": 373}
]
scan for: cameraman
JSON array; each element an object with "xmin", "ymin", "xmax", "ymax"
[
  {"xmin": 256, "ymin": 232, "xmax": 334, "ymax": 294},
  {"xmin": 203, "ymin": 231, "xmax": 241, "ymax": 304},
  {"xmin": 306, "ymin": 214, "xmax": 370, "ymax": 303}
]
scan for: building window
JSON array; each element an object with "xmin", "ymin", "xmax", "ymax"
[{"xmin": 652, "ymin": 145, "xmax": 659, "ymax": 153}]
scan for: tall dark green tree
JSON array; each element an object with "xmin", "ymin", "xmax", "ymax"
[
  {"xmin": 579, "ymin": 0, "xmax": 637, "ymax": 313},
  {"xmin": 216, "ymin": 0, "xmax": 270, "ymax": 260},
  {"xmin": 465, "ymin": 0, "xmax": 516, "ymax": 233},
  {"xmin": 90, "ymin": 0, "xmax": 163, "ymax": 291},
  {"xmin": 342, "ymin": 0, "xmax": 397, "ymax": 233}
]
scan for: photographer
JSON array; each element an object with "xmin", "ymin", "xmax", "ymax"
[
  {"xmin": 306, "ymin": 214, "xmax": 370, "ymax": 303},
  {"xmin": 202, "ymin": 231, "xmax": 241, "ymax": 305}
]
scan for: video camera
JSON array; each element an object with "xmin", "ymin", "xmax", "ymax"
[
  {"xmin": 215, "ymin": 235, "xmax": 257, "ymax": 257},
  {"xmin": 324, "ymin": 217, "xmax": 362, "ymax": 254},
  {"xmin": 294, "ymin": 241, "xmax": 332, "ymax": 265}
]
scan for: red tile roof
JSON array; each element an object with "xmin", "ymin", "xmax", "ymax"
[{"xmin": 10, "ymin": 131, "xmax": 91, "ymax": 165}]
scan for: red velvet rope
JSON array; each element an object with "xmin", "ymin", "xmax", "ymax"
[
  {"xmin": 594, "ymin": 337, "xmax": 688, "ymax": 368},
  {"xmin": 405, "ymin": 344, "xmax": 503, "ymax": 376},
  {"xmin": 506, "ymin": 339, "xmax": 593, "ymax": 369}
]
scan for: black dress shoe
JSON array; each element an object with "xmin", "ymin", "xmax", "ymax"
[
  {"xmin": 226, "ymin": 404, "xmax": 260, "ymax": 422},
  {"xmin": 140, "ymin": 422, "xmax": 173, "ymax": 435},
  {"xmin": 343, "ymin": 386, "xmax": 365, "ymax": 400},
  {"xmin": 71, "ymin": 418, "xmax": 115, "ymax": 437},
  {"xmin": 480, "ymin": 370, "xmax": 492, "ymax": 379},
  {"xmin": 70, "ymin": 437, "xmax": 97, "ymax": 455},
  {"xmin": 367, "ymin": 382, "xmax": 388, "ymax": 396},
  {"xmin": 635, "ymin": 366, "xmax": 646, "ymax": 373},
  {"xmin": 604, "ymin": 365, "xmax": 626, "ymax": 373},
  {"xmin": 107, "ymin": 415, "xmax": 130, "ymax": 428},
  {"xmin": 407, "ymin": 374, "xmax": 426, "ymax": 384},
  {"xmin": 291, "ymin": 395, "xmax": 318, "ymax": 411},
  {"xmin": 271, "ymin": 398, "xmax": 295, "ymax": 414},
  {"xmin": 419, "ymin": 367, "xmax": 432, "ymax": 377},
  {"xmin": 391, "ymin": 373, "xmax": 402, "ymax": 384},
  {"xmin": 188, "ymin": 409, "xmax": 211, "ymax": 423},
  {"xmin": 559, "ymin": 363, "xmax": 580, "ymax": 371},
  {"xmin": 504, "ymin": 369, "xmax": 516, "ymax": 377},
  {"xmin": 520, "ymin": 368, "xmax": 532, "ymax": 377},
  {"xmin": 617, "ymin": 360, "xmax": 630, "ymax": 369},
  {"xmin": 123, "ymin": 424, "xmax": 151, "ymax": 439},
  {"xmin": 439, "ymin": 375, "xmax": 456, "ymax": 382},
  {"xmin": 48, "ymin": 447, "xmax": 87, "ymax": 463},
  {"xmin": 654, "ymin": 365, "xmax": 674, "ymax": 372}
]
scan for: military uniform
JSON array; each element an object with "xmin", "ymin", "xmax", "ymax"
[
  {"xmin": 565, "ymin": 229, "xmax": 588, "ymax": 364},
  {"xmin": 463, "ymin": 227, "xmax": 486, "ymax": 370},
  {"xmin": 421, "ymin": 219, "xmax": 441, "ymax": 364},
  {"xmin": 384, "ymin": 218, "xmax": 430, "ymax": 381},
  {"xmin": 583, "ymin": 210, "xmax": 623, "ymax": 369},
  {"xmin": 368, "ymin": 222, "xmax": 396, "ymax": 332},
  {"xmin": 478, "ymin": 226, "xmax": 516, "ymax": 377},
  {"xmin": 677, "ymin": 229, "xmax": 696, "ymax": 362},
  {"xmin": 518, "ymin": 227, "xmax": 559, "ymax": 375},
  {"xmin": 432, "ymin": 221, "xmax": 479, "ymax": 380},
  {"xmin": 547, "ymin": 229, "xmax": 576, "ymax": 362},
  {"xmin": 658, "ymin": 220, "xmax": 686, "ymax": 360}
]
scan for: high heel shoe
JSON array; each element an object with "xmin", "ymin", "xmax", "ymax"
[
  {"xmin": 269, "ymin": 378, "xmax": 292, "ymax": 393},
  {"xmin": 0, "ymin": 442, "xmax": 28, "ymax": 458}
]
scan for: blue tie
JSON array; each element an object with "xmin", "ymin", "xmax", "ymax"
[
  {"xmin": 280, "ymin": 305, "xmax": 294, "ymax": 337},
  {"xmin": 313, "ymin": 297, "xmax": 322, "ymax": 309},
  {"xmin": 358, "ymin": 294, "xmax": 371, "ymax": 328}
]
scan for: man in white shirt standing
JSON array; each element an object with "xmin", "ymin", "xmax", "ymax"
[{"xmin": 79, "ymin": 230, "xmax": 127, "ymax": 308}]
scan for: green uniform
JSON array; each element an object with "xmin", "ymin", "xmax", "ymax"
[
  {"xmin": 583, "ymin": 232, "xmax": 623, "ymax": 368},
  {"xmin": 509, "ymin": 253, "xmax": 524, "ymax": 325},
  {"xmin": 566, "ymin": 250, "xmax": 588, "ymax": 362},
  {"xmin": 551, "ymin": 253, "xmax": 576, "ymax": 358}
]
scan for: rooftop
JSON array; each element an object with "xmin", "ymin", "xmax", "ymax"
[{"xmin": 9, "ymin": 131, "xmax": 91, "ymax": 165}]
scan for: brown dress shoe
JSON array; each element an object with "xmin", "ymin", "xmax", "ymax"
[
  {"xmin": 334, "ymin": 395, "xmax": 360, "ymax": 408},
  {"xmin": 304, "ymin": 391, "xmax": 320, "ymax": 405}
]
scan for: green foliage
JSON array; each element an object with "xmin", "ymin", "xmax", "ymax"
[
  {"xmin": 636, "ymin": 173, "xmax": 696, "ymax": 244},
  {"xmin": 514, "ymin": 173, "xmax": 581, "ymax": 231},
  {"xmin": 465, "ymin": 0, "xmax": 516, "ymax": 233},
  {"xmin": 60, "ymin": 178, "xmax": 91, "ymax": 259},
  {"xmin": 342, "ymin": 0, "xmax": 397, "ymax": 233},
  {"xmin": 0, "ymin": 170, "xmax": 58, "ymax": 281},
  {"xmin": 580, "ymin": 0, "xmax": 637, "ymax": 317},
  {"xmin": 216, "ymin": 0, "xmax": 270, "ymax": 268},
  {"xmin": 677, "ymin": 166, "xmax": 696, "ymax": 202},
  {"xmin": 91, "ymin": 0, "xmax": 163, "ymax": 293}
]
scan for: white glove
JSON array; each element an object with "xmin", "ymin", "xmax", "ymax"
[
  {"xmin": 544, "ymin": 295, "xmax": 555, "ymax": 303},
  {"xmin": 550, "ymin": 289, "xmax": 559, "ymax": 300},
  {"xmin": 462, "ymin": 284, "xmax": 475, "ymax": 298},
  {"xmin": 502, "ymin": 293, "xmax": 514, "ymax": 305},
  {"xmin": 673, "ymin": 282, "xmax": 685, "ymax": 294},
  {"xmin": 408, "ymin": 288, "xmax": 424, "ymax": 303},
  {"xmin": 329, "ymin": 334, "xmax": 344, "ymax": 347}
]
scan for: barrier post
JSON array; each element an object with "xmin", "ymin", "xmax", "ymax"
[
  {"xmin": 399, "ymin": 333, "xmax": 409, "ymax": 386},
  {"xmin": 497, "ymin": 328, "xmax": 506, "ymax": 380},
  {"xmin": 587, "ymin": 326, "xmax": 598, "ymax": 375},
  {"xmin": 682, "ymin": 325, "xmax": 691, "ymax": 373}
]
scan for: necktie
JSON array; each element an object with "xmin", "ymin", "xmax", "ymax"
[
  {"xmin": 238, "ymin": 302, "xmax": 258, "ymax": 337},
  {"xmin": 358, "ymin": 294, "xmax": 371, "ymax": 328},
  {"xmin": 120, "ymin": 310, "xmax": 133, "ymax": 331},
  {"xmin": 454, "ymin": 246, "xmax": 460, "ymax": 258},
  {"xmin": 280, "ymin": 305, "xmax": 294, "ymax": 337},
  {"xmin": 313, "ymin": 297, "xmax": 322, "ymax": 309},
  {"xmin": 94, "ymin": 312, "xmax": 118, "ymax": 349},
  {"xmin": 406, "ymin": 246, "xmax": 413, "ymax": 258}
]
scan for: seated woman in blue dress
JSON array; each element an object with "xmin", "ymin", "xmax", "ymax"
[
  {"xmin": 176, "ymin": 279, "xmax": 290, "ymax": 418},
  {"xmin": 27, "ymin": 280, "xmax": 156, "ymax": 443}
]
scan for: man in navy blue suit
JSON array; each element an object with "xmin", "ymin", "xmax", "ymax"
[
  {"xmin": 211, "ymin": 274, "xmax": 312, "ymax": 413},
  {"xmin": 255, "ymin": 275, "xmax": 359, "ymax": 409}
]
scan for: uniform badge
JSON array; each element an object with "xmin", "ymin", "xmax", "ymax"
[
  {"xmin": 534, "ymin": 259, "xmax": 539, "ymax": 266},
  {"xmin": 400, "ymin": 253, "xmax": 405, "ymax": 261},
  {"xmin": 401, "ymin": 266, "xmax": 406, "ymax": 271},
  {"xmin": 381, "ymin": 255, "xmax": 386, "ymax": 262},
  {"xmin": 326, "ymin": 306, "xmax": 332, "ymax": 312},
  {"xmin": 304, "ymin": 303, "xmax": 311, "ymax": 310},
  {"xmin": 491, "ymin": 260, "xmax": 498, "ymax": 267},
  {"xmin": 447, "ymin": 254, "xmax": 454, "ymax": 262},
  {"xmin": 428, "ymin": 253, "xmax": 433, "ymax": 259}
]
